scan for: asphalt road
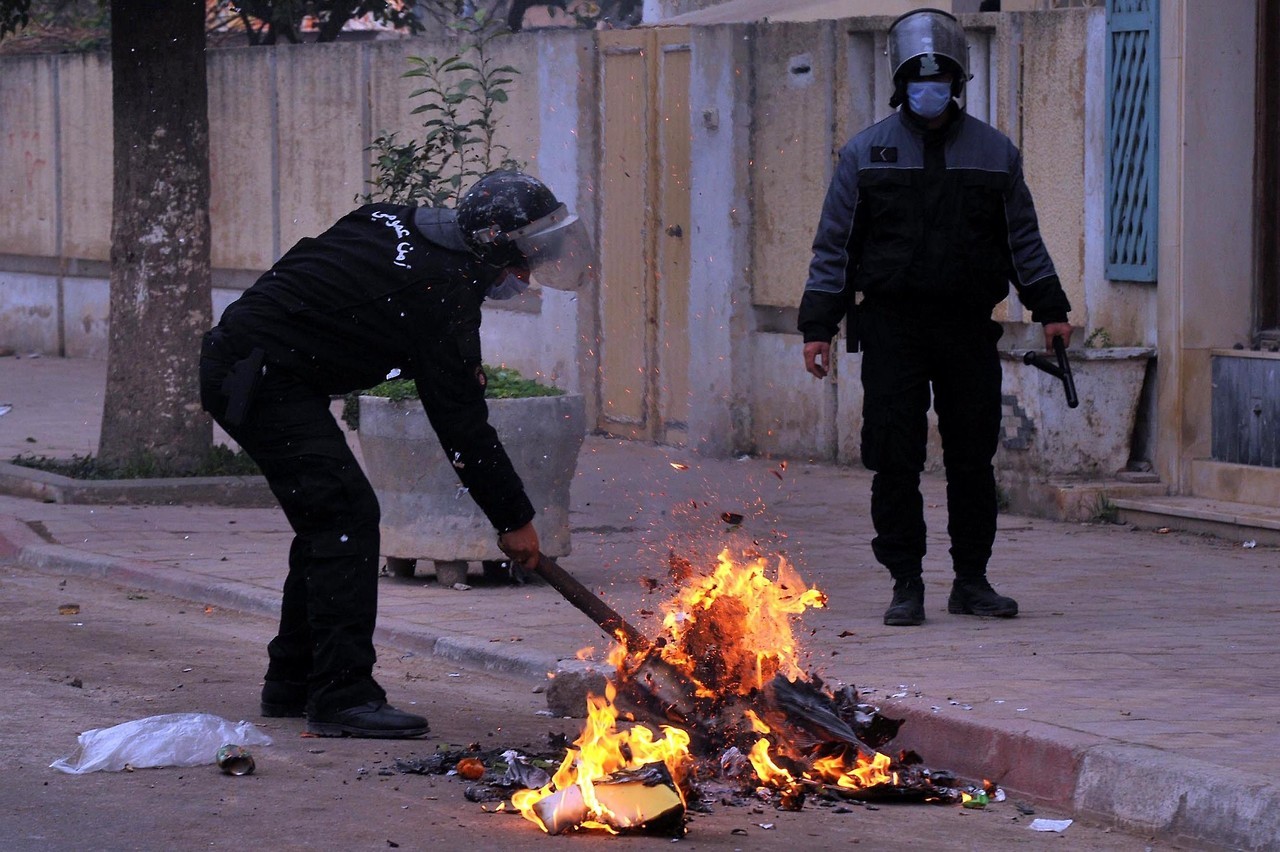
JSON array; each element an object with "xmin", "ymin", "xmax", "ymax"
[{"xmin": 0, "ymin": 561, "xmax": 1182, "ymax": 851}]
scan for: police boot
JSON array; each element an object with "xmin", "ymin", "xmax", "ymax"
[
  {"xmin": 883, "ymin": 577, "xmax": 926, "ymax": 626},
  {"xmin": 307, "ymin": 700, "xmax": 430, "ymax": 739},
  {"xmin": 948, "ymin": 576, "xmax": 1018, "ymax": 618}
]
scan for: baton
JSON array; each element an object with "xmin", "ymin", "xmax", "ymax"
[{"xmin": 1022, "ymin": 336, "xmax": 1078, "ymax": 409}]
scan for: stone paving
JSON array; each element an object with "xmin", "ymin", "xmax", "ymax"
[{"xmin": 1, "ymin": 355, "xmax": 1279, "ymax": 850}]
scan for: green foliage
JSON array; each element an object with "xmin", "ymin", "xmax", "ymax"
[
  {"xmin": 361, "ymin": 10, "xmax": 520, "ymax": 208},
  {"xmin": 341, "ymin": 363, "xmax": 563, "ymax": 430},
  {"xmin": 1084, "ymin": 327, "xmax": 1114, "ymax": 349},
  {"xmin": 480, "ymin": 364, "xmax": 566, "ymax": 399},
  {"xmin": 0, "ymin": 0, "xmax": 108, "ymax": 47},
  {"xmin": 1091, "ymin": 495, "xmax": 1119, "ymax": 524},
  {"xmin": 0, "ymin": 0, "xmax": 33, "ymax": 39},
  {"xmin": 12, "ymin": 444, "xmax": 261, "ymax": 480},
  {"xmin": 207, "ymin": 1, "xmax": 424, "ymax": 45}
]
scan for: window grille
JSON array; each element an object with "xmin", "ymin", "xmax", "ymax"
[{"xmin": 1105, "ymin": 0, "xmax": 1159, "ymax": 282}]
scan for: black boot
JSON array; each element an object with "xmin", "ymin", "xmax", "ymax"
[
  {"xmin": 883, "ymin": 577, "xmax": 926, "ymax": 626},
  {"xmin": 307, "ymin": 700, "xmax": 430, "ymax": 738},
  {"xmin": 948, "ymin": 576, "xmax": 1018, "ymax": 618}
]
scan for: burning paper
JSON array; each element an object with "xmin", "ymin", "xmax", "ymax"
[{"xmin": 511, "ymin": 682, "xmax": 691, "ymax": 835}]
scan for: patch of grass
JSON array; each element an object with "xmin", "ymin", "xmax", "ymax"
[
  {"xmin": 11, "ymin": 444, "xmax": 261, "ymax": 480},
  {"xmin": 1091, "ymin": 495, "xmax": 1119, "ymax": 524},
  {"xmin": 342, "ymin": 363, "xmax": 563, "ymax": 430}
]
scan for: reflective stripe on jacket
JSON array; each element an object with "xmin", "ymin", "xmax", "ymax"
[{"xmin": 799, "ymin": 108, "xmax": 1071, "ymax": 344}]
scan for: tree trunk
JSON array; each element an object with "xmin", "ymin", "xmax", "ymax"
[{"xmin": 99, "ymin": 0, "xmax": 212, "ymax": 473}]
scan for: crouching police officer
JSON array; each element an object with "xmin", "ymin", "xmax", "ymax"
[
  {"xmin": 799, "ymin": 9, "xmax": 1073, "ymax": 626},
  {"xmin": 200, "ymin": 170, "xmax": 592, "ymax": 737}
]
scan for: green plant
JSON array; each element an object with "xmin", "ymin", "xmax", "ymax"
[
  {"xmin": 341, "ymin": 363, "xmax": 563, "ymax": 430},
  {"xmin": 1091, "ymin": 494, "xmax": 1119, "ymax": 524},
  {"xmin": 1084, "ymin": 327, "xmax": 1113, "ymax": 349},
  {"xmin": 361, "ymin": 10, "xmax": 520, "ymax": 207}
]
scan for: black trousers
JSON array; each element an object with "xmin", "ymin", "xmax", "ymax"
[
  {"xmin": 858, "ymin": 309, "xmax": 1004, "ymax": 582},
  {"xmin": 200, "ymin": 329, "xmax": 385, "ymax": 715}
]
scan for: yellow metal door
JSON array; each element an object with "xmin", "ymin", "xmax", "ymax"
[{"xmin": 598, "ymin": 28, "xmax": 692, "ymax": 444}]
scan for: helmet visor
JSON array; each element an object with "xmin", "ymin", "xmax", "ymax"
[
  {"xmin": 887, "ymin": 10, "xmax": 970, "ymax": 81},
  {"xmin": 511, "ymin": 206, "xmax": 593, "ymax": 291}
]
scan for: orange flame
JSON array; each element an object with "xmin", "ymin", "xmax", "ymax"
[
  {"xmin": 512, "ymin": 681, "xmax": 691, "ymax": 833},
  {"xmin": 748, "ymin": 737, "xmax": 797, "ymax": 789},
  {"xmin": 649, "ymin": 549, "xmax": 826, "ymax": 695},
  {"xmin": 809, "ymin": 750, "xmax": 896, "ymax": 789}
]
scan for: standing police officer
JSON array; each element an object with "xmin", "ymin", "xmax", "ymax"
[
  {"xmin": 798, "ymin": 9, "xmax": 1072, "ymax": 626},
  {"xmin": 200, "ymin": 171, "xmax": 591, "ymax": 736}
]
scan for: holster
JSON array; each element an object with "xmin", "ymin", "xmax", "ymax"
[
  {"xmin": 844, "ymin": 297, "xmax": 861, "ymax": 353},
  {"xmin": 221, "ymin": 347, "xmax": 266, "ymax": 428}
]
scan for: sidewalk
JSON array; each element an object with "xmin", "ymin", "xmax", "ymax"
[{"xmin": 1, "ymin": 356, "xmax": 1278, "ymax": 850}]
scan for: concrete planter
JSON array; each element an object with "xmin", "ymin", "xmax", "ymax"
[
  {"xmin": 996, "ymin": 347, "xmax": 1156, "ymax": 518},
  {"xmin": 357, "ymin": 393, "xmax": 586, "ymax": 582}
]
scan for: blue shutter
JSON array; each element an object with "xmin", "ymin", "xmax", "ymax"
[{"xmin": 1105, "ymin": 0, "xmax": 1159, "ymax": 282}]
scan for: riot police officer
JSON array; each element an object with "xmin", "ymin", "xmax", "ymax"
[
  {"xmin": 799, "ymin": 9, "xmax": 1073, "ymax": 626},
  {"xmin": 200, "ymin": 170, "xmax": 591, "ymax": 736}
]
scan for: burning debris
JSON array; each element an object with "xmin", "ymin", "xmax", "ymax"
[
  {"xmin": 471, "ymin": 548, "xmax": 979, "ymax": 836},
  {"xmin": 390, "ymin": 550, "xmax": 997, "ymax": 836},
  {"xmin": 512, "ymin": 689, "xmax": 690, "ymax": 835}
]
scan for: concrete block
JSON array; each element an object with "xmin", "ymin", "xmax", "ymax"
[
  {"xmin": 545, "ymin": 658, "xmax": 609, "ymax": 718},
  {"xmin": 359, "ymin": 393, "xmax": 586, "ymax": 562},
  {"xmin": 434, "ymin": 560, "xmax": 468, "ymax": 587}
]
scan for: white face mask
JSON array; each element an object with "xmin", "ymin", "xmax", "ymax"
[
  {"xmin": 906, "ymin": 80, "xmax": 953, "ymax": 120},
  {"xmin": 485, "ymin": 272, "xmax": 530, "ymax": 301}
]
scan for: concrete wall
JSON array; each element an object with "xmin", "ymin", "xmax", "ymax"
[
  {"xmin": 0, "ymin": 13, "xmax": 1138, "ymax": 489},
  {"xmin": 0, "ymin": 32, "xmax": 582, "ymax": 382},
  {"xmin": 686, "ymin": 24, "xmax": 756, "ymax": 455},
  {"xmin": 1156, "ymin": 0, "xmax": 1279, "ymax": 502}
]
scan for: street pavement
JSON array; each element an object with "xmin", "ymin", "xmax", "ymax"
[{"xmin": 1, "ymin": 355, "xmax": 1278, "ymax": 851}]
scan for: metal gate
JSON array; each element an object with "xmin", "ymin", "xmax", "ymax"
[{"xmin": 596, "ymin": 28, "xmax": 692, "ymax": 444}]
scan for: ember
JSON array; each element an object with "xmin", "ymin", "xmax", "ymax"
[{"xmin": 507, "ymin": 549, "xmax": 969, "ymax": 836}]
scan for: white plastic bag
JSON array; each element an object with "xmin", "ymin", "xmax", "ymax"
[{"xmin": 50, "ymin": 712, "xmax": 272, "ymax": 774}]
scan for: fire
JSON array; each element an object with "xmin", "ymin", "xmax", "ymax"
[
  {"xmin": 514, "ymin": 548, "xmax": 906, "ymax": 833},
  {"xmin": 512, "ymin": 681, "xmax": 691, "ymax": 834},
  {"xmin": 748, "ymin": 737, "xmax": 797, "ymax": 788},
  {"xmin": 645, "ymin": 549, "xmax": 827, "ymax": 696},
  {"xmin": 748, "ymin": 706, "xmax": 894, "ymax": 792},
  {"xmin": 810, "ymin": 749, "xmax": 896, "ymax": 789}
]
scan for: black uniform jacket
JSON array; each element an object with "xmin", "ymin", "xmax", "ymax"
[
  {"xmin": 799, "ymin": 106, "xmax": 1071, "ymax": 348},
  {"xmin": 215, "ymin": 204, "xmax": 534, "ymax": 533}
]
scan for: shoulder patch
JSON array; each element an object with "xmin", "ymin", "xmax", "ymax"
[{"xmin": 871, "ymin": 146, "xmax": 898, "ymax": 163}]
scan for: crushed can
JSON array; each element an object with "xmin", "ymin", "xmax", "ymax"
[{"xmin": 215, "ymin": 744, "xmax": 256, "ymax": 776}]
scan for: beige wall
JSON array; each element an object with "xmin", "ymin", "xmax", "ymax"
[
  {"xmin": 207, "ymin": 49, "xmax": 275, "ymax": 271},
  {"xmin": 0, "ymin": 55, "xmax": 60, "ymax": 258},
  {"xmin": 58, "ymin": 53, "xmax": 113, "ymax": 262},
  {"xmin": 0, "ymin": 13, "xmax": 1140, "ymax": 484},
  {"xmin": 1018, "ymin": 11, "xmax": 1088, "ymax": 330},
  {"xmin": 750, "ymin": 21, "xmax": 838, "ymax": 310},
  {"xmin": 1157, "ymin": 0, "xmax": 1265, "ymax": 496}
]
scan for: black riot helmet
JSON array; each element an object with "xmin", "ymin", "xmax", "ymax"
[
  {"xmin": 457, "ymin": 170, "xmax": 592, "ymax": 291},
  {"xmin": 886, "ymin": 8, "xmax": 971, "ymax": 108}
]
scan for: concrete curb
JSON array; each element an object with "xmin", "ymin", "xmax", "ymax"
[
  {"xmin": 1074, "ymin": 745, "xmax": 1280, "ymax": 852},
  {"xmin": 0, "ymin": 461, "xmax": 276, "ymax": 507},
  {"xmin": 887, "ymin": 702, "xmax": 1280, "ymax": 851},
  {"xmin": 4, "ymin": 531, "xmax": 1273, "ymax": 851}
]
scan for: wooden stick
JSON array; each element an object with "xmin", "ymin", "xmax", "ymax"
[{"xmin": 533, "ymin": 553, "xmax": 652, "ymax": 653}]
